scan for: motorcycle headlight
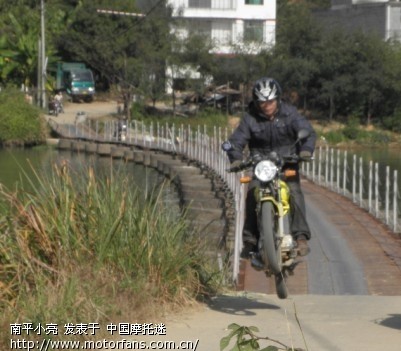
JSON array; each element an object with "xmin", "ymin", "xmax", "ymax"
[{"xmin": 254, "ymin": 160, "xmax": 277, "ymax": 182}]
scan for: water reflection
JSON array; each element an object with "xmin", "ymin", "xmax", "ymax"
[{"xmin": 0, "ymin": 147, "xmax": 180, "ymax": 215}]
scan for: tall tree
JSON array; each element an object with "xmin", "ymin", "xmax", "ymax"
[{"xmin": 58, "ymin": 0, "xmax": 173, "ymax": 117}]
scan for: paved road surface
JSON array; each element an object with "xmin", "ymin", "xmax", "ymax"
[{"xmin": 146, "ymin": 294, "xmax": 401, "ymax": 351}]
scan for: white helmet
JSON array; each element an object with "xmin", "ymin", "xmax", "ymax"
[{"xmin": 252, "ymin": 77, "xmax": 282, "ymax": 102}]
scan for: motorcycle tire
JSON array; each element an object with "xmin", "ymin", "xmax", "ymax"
[
  {"xmin": 260, "ymin": 201, "xmax": 282, "ymax": 275},
  {"xmin": 275, "ymin": 273, "xmax": 288, "ymax": 299}
]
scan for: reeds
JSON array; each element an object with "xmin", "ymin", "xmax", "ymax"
[{"xmin": 0, "ymin": 161, "xmax": 219, "ymax": 345}]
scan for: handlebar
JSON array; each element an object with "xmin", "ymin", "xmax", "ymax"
[
  {"xmin": 227, "ymin": 160, "xmax": 252, "ymax": 173},
  {"xmin": 226, "ymin": 154, "xmax": 313, "ymax": 173}
]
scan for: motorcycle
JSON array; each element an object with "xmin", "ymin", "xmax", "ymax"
[
  {"xmin": 116, "ymin": 120, "xmax": 128, "ymax": 141},
  {"xmin": 223, "ymin": 129, "xmax": 311, "ymax": 299},
  {"xmin": 48, "ymin": 99, "xmax": 63, "ymax": 117}
]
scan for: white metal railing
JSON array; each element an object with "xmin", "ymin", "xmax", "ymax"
[
  {"xmin": 302, "ymin": 145, "xmax": 400, "ymax": 233},
  {"xmin": 66, "ymin": 120, "xmax": 401, "ymax": 282}
]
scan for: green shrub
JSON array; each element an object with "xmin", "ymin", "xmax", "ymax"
[
  {"xmin": 342, "ymin": 115, "xmax": 360, "ymax": 140},
  {"xmin": 367, "ymin": 131, "xmax": 391, "ymax": 144},
  {"xmin": 382, "ymin": 109, "xmax": 401, "ymax": 133},
  {"xmin": 322, "ymin": 130, "xmax": 346, "ymax": 144},
  {"xmin": 0, "ymin": 88, "xmax": 45, "ymax": 146}
]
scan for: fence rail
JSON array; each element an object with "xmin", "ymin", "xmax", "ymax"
[
  {"xmin": 302, "ymin": 146, "xmax": 400, "ymax": 233},
  {"xmin": 51, "ymin": 119, "xmax": 401, "ymax": 282}
]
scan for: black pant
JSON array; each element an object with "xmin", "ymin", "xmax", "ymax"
[{"xmin": 243, "ymin": 175, "xmax": 311, "ymax": 242}]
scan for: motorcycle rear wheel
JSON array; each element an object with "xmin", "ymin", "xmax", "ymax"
[{"xmin": 260, "ymin": 202, "xmax": 282, "ymax": 275}]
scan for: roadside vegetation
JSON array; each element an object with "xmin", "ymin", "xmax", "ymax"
[
  {"xmin": 2, "ymin": 0, "xmax": 401, "ymax": 137},
  {"xmin": 0, "ymin": 163, "xmax": 222, "ymax": 348},
  {"xmin": 1, "ymin": 86, "xmax": 399, "ymax": 148},
  {"xmin": 0, "ymin": 88, "xmax": 45, "ymax": 146}
]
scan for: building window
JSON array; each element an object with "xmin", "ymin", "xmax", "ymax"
[
  {"xmin": 245, "ymin": 0, "xmax": 264, "ymax": 4},
  {"xmin": 189, "ymin": 0, "xmax": 211, "ymax": 8},
  {"xmin": 189, "ymin": 0, "xmax": 234, "ymax": 9},
  {"xmin": 188, "ymin": 19, "xmax": 212, "ymax": 38},
  {"xmin": 244, "ymin": 21, "xmax": 263, "ymax": 42}
]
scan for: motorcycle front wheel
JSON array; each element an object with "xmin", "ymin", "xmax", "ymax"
[
  {"xmin": 275, "ymin": 273, "xmax": 288, "ymax": 299},
  {"xmin": 260, "ymin": 201, "xmax": 282, "ymax": 275}
]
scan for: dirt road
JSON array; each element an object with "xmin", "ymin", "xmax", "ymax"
[{"xmin": 46, "ymin": 99, "xmax": 119, "ymax": 124}]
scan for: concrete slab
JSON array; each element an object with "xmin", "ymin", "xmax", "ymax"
[{"xmin": 140, "ymin": 293, "xmax": 401, "ymax": 351}]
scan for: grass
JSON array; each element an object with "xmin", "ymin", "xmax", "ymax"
[{"xmin": 0, "ymin": 161, "xmax": 222, "ymax": 347}]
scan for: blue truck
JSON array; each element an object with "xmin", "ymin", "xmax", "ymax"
[{"xmin": 56, "ymin": 62, "xmax": 95, "ymax": 102}]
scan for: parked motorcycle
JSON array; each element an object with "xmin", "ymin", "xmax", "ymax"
[{"xmin": 223, "ymin": 129, "xmax": 311, "ymax": 299}]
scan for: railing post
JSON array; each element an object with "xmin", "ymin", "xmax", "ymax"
[
  {"xmin": 343, "ymin": 151, "xmax": 347, "ymax": 195},
  {"xmin": 352, "ymin": 154, "xmax": 356, "ymax": 202},
  {"xmin": 393, "ymin": 170, "xmax": 398, "ymax": 232},
  {"xmin": 325, "ymin": 146, "xmax": 329, "ymax": 186},
  {"xmin": 359, "ymin": 157, "xmax": 363, "ymax": 207},
  {"xmin": 336, "ymin": 149, "xmax": 340, "ymax": 192},
  {"xmin": 375, "ymin": 162, "xmax": 379, "ymax": 218},
  {"xmin": 330, "ymin": 148, "xmax": 334, "ymax": 189},
  {"xmin": 368, "ymin": 160, "xmax": 373, "ymax": 213},
  {"xmin": 317, "ymin": 146, "xmax": 322, "ymax": 184},
  {"xmin": 386, "ymin": 166, "xmax": 390, "ymax": 225}
]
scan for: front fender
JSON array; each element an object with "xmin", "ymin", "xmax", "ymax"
[{"xmin": 255, "ymin": 186, "xmax": 284, "ymax": 217}]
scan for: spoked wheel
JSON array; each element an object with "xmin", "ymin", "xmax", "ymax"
[
  {"xmin": 260, "ymin": 202, "xmax": 282, "ymax": 274},
  {"xmin": 275, "ymin": 273, "xmax": 288, "ymax": 299}
]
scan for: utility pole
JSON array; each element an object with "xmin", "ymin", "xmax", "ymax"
[{"xmin": 39, "ymin": 0, "xmax": 46, "ymax": 109}]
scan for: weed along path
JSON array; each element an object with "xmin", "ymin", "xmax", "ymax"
[{"xmin": 47, "ymin": 101, "xmax": 401, "ymax": 351}]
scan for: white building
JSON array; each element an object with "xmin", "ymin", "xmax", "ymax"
[
  {"xmin": 168, "ymin": 0, "xmax": 276, "ymax": 53},
  {"xmin": 166, "ymin": 0, "xmax": 277, "ymax": 92}
]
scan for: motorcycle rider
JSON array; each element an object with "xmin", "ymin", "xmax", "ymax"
[
  {"xmin": 225, "ymin": 77, "xmax": 316, "ymax": 258},
  {"xmin": 53, "ymin": 91, "xmax": 64, "ymax": 113}
]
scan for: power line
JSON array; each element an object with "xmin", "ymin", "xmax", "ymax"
[
  {"xmin": 96, "ymin": 0, "xmax": 167, "ymax": 43},
  {"xmin": 96, "ymin": 9, "xmax": 145, "ymax": 17}
]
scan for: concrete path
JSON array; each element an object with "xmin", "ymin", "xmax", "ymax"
[{"xmin": 143, "ymin": 293, "xmax": 401, "ymax": 351}]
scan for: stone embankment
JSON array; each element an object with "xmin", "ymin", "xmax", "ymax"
[{"xmin": 57, "ymin": 139, "xmax": 235, "ymax": 263}]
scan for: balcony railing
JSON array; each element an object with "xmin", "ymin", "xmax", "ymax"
[{"xmin": 188, "ymin": 0, "xmax": 236, "ymax": 10}]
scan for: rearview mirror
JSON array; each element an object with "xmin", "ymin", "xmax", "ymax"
[
  {"xmin": 297, "ymin": 129, "xmax": 310, "ymax": 141},
  {"xmin": 221, "ymin": 140, "xmax": 233, "ymax": 152}
]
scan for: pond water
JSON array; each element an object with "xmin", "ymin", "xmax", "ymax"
[{"xmin": 0, "ymin": 146, "xmax": 180, "ymax": 211}]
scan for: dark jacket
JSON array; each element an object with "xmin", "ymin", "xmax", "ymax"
[{"xmin": 227, "ymin": 101, "xmax": 316, "ymax": 163}]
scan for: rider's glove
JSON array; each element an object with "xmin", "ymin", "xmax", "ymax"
[
  {"xmin": 229, "ymin": 160, "xmax": 243, "ymax": 172},
  {"xmin": 299, "ymin": 150, "xmax": 312, "ymax": 161}
]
